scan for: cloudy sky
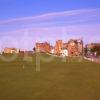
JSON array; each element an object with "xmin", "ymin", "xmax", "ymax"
[{"xmin": 0, "ymin": 0, "xmax": 100, "ymax": 50}]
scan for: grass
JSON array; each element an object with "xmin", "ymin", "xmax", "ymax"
[{"xmin": 0, "ymin": 54, "xmax": 100, "ymax": 100}]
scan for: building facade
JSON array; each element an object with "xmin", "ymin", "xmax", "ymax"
[
  {"xmin": 35, "ymin": 39, "xmax": 83, "ymax": 57},
  {"xmin": 36, "ymin": 42, "xmax": 51, "ymax": 53},
  {"xmin": 54, "ymin": 40, "xmax": 63, "ymax": 55},
  {"xmin": 68, "ymin": 39, "xmax": 79, "ymax": 57},
  {"xmin": 3, "ymin": 48, "xmax": 19, "ymax": 54},
  {"xmin": 67, "ymin": 39, "xmax": 83, "ymax": 57}
]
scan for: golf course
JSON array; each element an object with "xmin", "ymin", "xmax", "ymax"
[{"xmin": 0, "ymin": 54, "xmax": 100, "ymax": 100}]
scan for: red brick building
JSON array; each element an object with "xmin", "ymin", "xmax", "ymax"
[
  {"xmin": 54, "ymin": 40, "xmax": 63, "ymax": 55},
  {"xmin": 86, "ymin": 43, "xmax": 100, "ymax": 49},
  {"xmin": 62, "ymin": 43, "xmax": 68, "ymax": 49},
  {"xmin": 36, "ymin": 42, "xmax": 51, "ymax": 53},
  {"xmin": 35, "ymin": 39, "xmax": 83, "ymax": 57},
  {"xmin": 68, "ymin": 39, "xmax": 79, "ymax": 57},
  {"xmin": 68, "ymin": 39, "xmax": 83, "ymax": 57}
]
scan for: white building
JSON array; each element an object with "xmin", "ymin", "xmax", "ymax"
[
  {"xmin": 61, "ymin": 49, "xmax": 68, "ymax": 57},
  {"xmin": 51, "ymin": 49, "xmax": 55, "ymax": 54}
]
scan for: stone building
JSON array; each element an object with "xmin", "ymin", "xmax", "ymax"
[{"xmin": 3, "ymin": 48, "xmax": 19, "ymax": 54}]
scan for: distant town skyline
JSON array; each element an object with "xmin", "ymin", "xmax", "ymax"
[{"xmin": 0, "ymin": 0, "xmax": 100, "ymax": 50}]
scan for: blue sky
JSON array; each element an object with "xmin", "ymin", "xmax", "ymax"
[
  {"xmin": 0, "ymin": 0, "xmax": 100, "ymax": 50},
  {"xmin": 0, "ymin": 0, "xmax": 100, "ymax": 19}
]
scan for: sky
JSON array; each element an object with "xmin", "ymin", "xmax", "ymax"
[{"xmin": 0, "ymin": 0, "xmax": 100, "ymax": 50}]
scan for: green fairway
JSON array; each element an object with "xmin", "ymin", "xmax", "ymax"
[{"xmin": 0, "ymin": 54, "xmax": 100, "ymax": 100}]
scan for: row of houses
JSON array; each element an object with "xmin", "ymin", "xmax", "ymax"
[
  {"xmin": 2, "ymin": 39, "xmax": 100, "ymax": 57},
  {"xmin": 2, "ymin": 48, "xmax": 33, "ymax": 55},
  {"xmin": 3, "ymin": 48, "xmax": 20, "ymax": 54},
  {"xmin": 35, "ymin": 39, "xmax": 84, "ymax": 57}
]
